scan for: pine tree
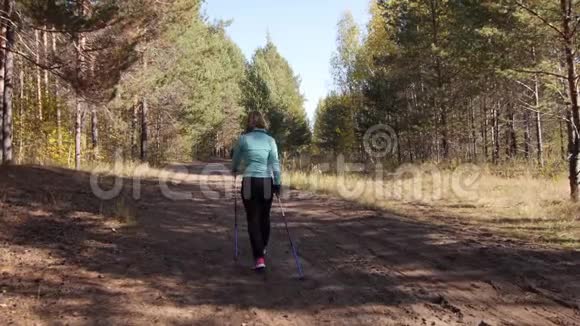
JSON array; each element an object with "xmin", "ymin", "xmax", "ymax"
[{"xmin": 242, "ymin": 39, "xmax": 311, "ymax": 153}]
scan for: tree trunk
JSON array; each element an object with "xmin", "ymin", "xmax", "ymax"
[
  {"xmin": 74, "ymin": 32, "xmax": 86, "ymax": 169},
  {"xmin": 156, "ymin": 111, "xmax": 161, "ymax": 156},
  {"xmin": 507, "ymin": 101, "xmax": 517, "ymax": 159},
  {"xmin": 91, "ymin": 106, "xmax": 98, "ymax": 160},
  {"xmin": 35, "ymin": 30, "xmax": 42, "ymax": 120},
  {"xmin": 562, "ymin": 0, "xmax": 580, "ymax": 201},
  {"xmin": 131, "ymin": 103, "xmax": 138, "ymax": 159},
  {"xmin": 56, "ymin": 99, "xmax": 62, "ymax": 147},
  {"xmin": 73, "ymin": 0, "xmax": 87, "ymax": 170},
  {"xmin": 0, "ymin": 12, "xmax": 6, "ymax": 163},
  {"xmin": 140, "ymin": 54, "xmax": 148, "ymax": 163},
  {"xmin": 440, "ymin": 105, "xmax": 449, "ymax": 160},
  {"xmin": 428, "ymin": 0, "xmax": 448, "ymax": 160},
  {"xmin": 471, "ymin": 102, "xmax": 477, "ymax": 161},
  {"xmin": 535, "ymin": 111, "xmax": 544, "ymax": 166},
  {"xmin": 17, "ymin": 66, "xmax": 23, "ymax": 163},
  {"xmin": 533, "ymin": 74, "xmax": 544, "ymax": 167},
  {"xmin": 75, "ymin": 97, "xmax": 83, "ymax": 169},
  {"xmin": 560, "ymin": 114, "xmax": 566, "ymax": 160},
  {"xmin": 492, "ymin": 102, "xmax": 500, "ymax": 164},
  {"xmin": 407, "ymin": 133, "xmax": 414, "ymax": 162},
  {"xmin": 42, "ymin": 26, "xmax": 49, "ymax": 100},
  {"xmin": 568, "ymin": 109, "xmax": 575, "ymax": 195},
  {"xmin": 140, "ymin": 98, "xmax": 148, "ymax": 163},
  {"xmin": 52, "ymin": 28, "xmax": 62, "ymax": 148},
  {"xmin": 2, "ymin": 0, "xmax": 14, "ymax": 164},
  {"xmin": 396, "ymin": 128, "xmax": 402, "ymax": 165},
  {"xmin": 524, "ymin": 110, "xmax": 531, "ymax": 161},
  {"xmin": 482, "ymin": 97, "xmax": 488, "ymax": 161}
]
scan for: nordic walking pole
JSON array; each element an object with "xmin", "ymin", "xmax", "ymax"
[
  {"xmin": 277, "ymin": 196, "xmax": 305, "ymax": 280},
  {"xmin": 234, "ymin": 175, "xmax": 239, "ymax": 261}
]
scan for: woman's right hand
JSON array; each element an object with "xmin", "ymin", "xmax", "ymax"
[{"xmin": 273, "ymin": 184, "xmax": 281, "ymax": 197}]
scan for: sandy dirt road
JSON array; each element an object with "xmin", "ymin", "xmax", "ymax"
[{"xmin": 0, "ymin": 162, "xmax": 579, "ymax": 325}]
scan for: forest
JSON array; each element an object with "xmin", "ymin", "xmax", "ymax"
[
  {"xmin": 314, "ymin": 0, "xmax": 580, "ymax": 200},
  {"xmin": 0, "ymin": 0, "xmax": 310, "ymax": 168},
  {"xmin": 0, "ymin": 0, "xmax": 578, "ymax": 200}
]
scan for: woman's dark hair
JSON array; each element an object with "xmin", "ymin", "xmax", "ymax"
[{"xmin": 246, "ymin": 111, "xmax": 267, "ymax": 131}]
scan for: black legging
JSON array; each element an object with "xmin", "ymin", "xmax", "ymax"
[{"xmin": 241, "ymin": 177, "xmax": 273, "ymax": 260}]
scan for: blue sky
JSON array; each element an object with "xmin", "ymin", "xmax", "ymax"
[{"xmin": 203, "ymin": 0, "xmax": 370, "ymax": 123}]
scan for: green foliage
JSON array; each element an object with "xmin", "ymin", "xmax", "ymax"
[
  {"xmin": 110, "ymin": 2, "xmax": 247, "ymax": 161},
  {"xmin": 241, "ymin": 40, "xmax": 312, "ymax": 154},
  {"xmin": 313, "ymin": 0, "xmax": 567, "ymax": 169},
  {"xmin": 19, "ymin": 0, "xmax": 119, "ymax": 31},
  {"xmin": 313, "ymin": 94, "xmax": 356, "ymax": 154},
  {"xmin": 331, "ymin": 11, "xmax": 362, "ymax": 93},
  {"xmin": 10, "ymin": 0, "xmax": 315, "ymax": 166}
]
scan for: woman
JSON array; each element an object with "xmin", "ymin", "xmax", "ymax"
[{"xmin": 231, "ymin": 111, "xmax": 282, "ymax": 270}]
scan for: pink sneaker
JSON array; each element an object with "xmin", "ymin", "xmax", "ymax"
[{"xmin": 253, "ymin": 257, "xmax": 266, "ymax": 270}]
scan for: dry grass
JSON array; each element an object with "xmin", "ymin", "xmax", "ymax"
[
  {"xmin": 287, "ymin": 165, "xmax": 580, "ymax": 248},
  {"xmin": 84, "ymin": 161, "xmax": 194, "ymax": 182},
  {"xmin": 85, "ymin": 161, "xmax": 165, "ymax": 179},
  {"xmin": 84, "ymin": 161, "xmax": 202, "ymax": 226},
  {"xmin": 75, "ymin": 160, "xmax": 580, "ymax": 247},
  {"xmin": 83, "ymin": 162, "xmax": 161, "ymax": 227}
]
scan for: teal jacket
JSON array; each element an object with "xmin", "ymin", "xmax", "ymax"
[{"xmin": 232, "ymin": 129, "xmax": 282, "ymax": 185}]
